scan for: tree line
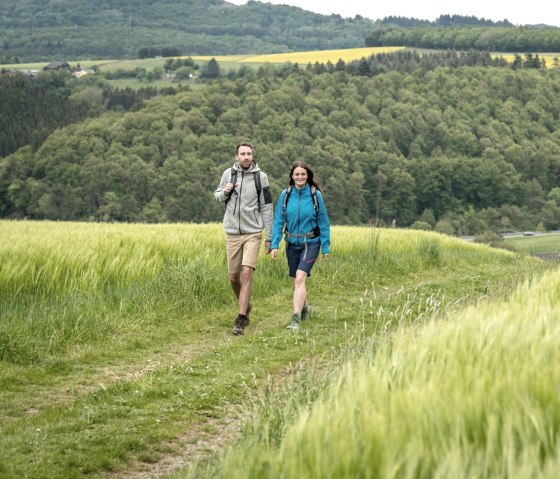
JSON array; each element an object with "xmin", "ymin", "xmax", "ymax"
[
  {"xmin": 380, "ymin": 14, "xmax": 513, "ymax": 28},
  {"xmin": 366, "ymin": 26, "xmax": 560, "ymax": 52},
  {"xmin": 2, "ymin": 57, "xmax": 560, "ymax": 235}
]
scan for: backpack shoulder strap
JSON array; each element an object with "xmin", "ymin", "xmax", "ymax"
[
  {"xmin": 254, "ymin": 171, "xmax": 262, "ymax": 212},
  {"xmin": 282, "ymin": 186, "xmax": 293, "ymax": 213},
  {"xmin": 224, "ymin": 167, "xmax": 237, "ymax": 205},
  {"xmin": 310, "ymin": 186, "xmax": 319, "ymax": 221},
  {"xmin": 281, "ymin": 187, "xmax": 292, "ymax": 234}
]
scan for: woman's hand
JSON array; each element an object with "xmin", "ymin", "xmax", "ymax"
[
  {"xmin": 271, "ymin": 249, "xmax": 278, "ymax": 260},
  {"xmin": 322, "ymin": 253, "xmax": 329, "ymax": 260}
]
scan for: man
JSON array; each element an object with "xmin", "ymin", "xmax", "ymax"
[{"xmin": 214, "ymin": 142, "xmax": 273, "ymax": 335}]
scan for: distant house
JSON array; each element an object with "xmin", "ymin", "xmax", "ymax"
[
  {"xmin": 1, "ymin": 68, "xmax": 39, "ymax": 77},
  {"xmin": 43, "ymin": 61, "xmax": 70, "ymax": 71},
  {"xmin": 72, "ymin": 67, "xmax": 94, "ymax": 78}
]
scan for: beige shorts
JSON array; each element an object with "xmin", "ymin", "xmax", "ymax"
[{"xmin": 226, "ymin": 232, "xmax": 262, "ymax": 274}]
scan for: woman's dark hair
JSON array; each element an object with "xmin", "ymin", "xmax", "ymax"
[{"xmin": 289, "ymin": 161, "xmax": 322, "ymax": 191}]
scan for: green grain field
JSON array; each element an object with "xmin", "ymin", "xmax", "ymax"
[{"xmin": 0, "ymin": 220, "xmax": 556, "ymax": 478}]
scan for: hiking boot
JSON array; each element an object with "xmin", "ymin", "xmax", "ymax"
[
  {"xmin": 286, "ymin": 313, "xmax": 301, "ymax": 331},
  {"xmin": 301, "ymin": 303, "xmax": 310, "ymax": 322},
  {"xmin": 233, "ymin": 314, "xmax": 248, "ymax": 335}
]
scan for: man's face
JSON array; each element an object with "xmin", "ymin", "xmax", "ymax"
[{"xmin": 236, "ymin": 145, "xmax": 253, "ymax": 170}]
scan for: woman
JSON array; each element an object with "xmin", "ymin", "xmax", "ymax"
[{"xmin": 270, "ymin": 161, "xmax": 331, "ymax": 330}]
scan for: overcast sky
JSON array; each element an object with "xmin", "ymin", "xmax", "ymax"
[{"xmin": 227, "ymin": 0, "xmax": 559, "ymax": 27}]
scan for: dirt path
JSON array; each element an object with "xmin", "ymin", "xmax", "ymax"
[{"xmin": 104, "ymin": 413, "xmax": 243, "ymax": 479}]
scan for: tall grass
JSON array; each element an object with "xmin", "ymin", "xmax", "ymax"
[
  {"xmin": 186, "ymin": 265, "xmax": 560, "ymax": 478},
  {"xmin": 0, "ymin": 221, "xmax": 235, "ymax": 363},
  {"xmin": 0, "ymin": 221, "xmax": 225, "ymax": 300}
]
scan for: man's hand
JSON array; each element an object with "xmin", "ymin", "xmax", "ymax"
[
  {"xmin": 223, "ymin": 182, "xmax": 235, "ymax": 195},
  {"xmin": 264, "ymin": 241, "xmax": 271, "ymax": 255},
  {"xmin": 270, "ymin": 248, "xmax": 278, "ymax": 259}
]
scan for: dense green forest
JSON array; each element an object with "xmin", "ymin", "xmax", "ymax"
[
  {"xmin": 0, "ymin": 50, "xmax": 532, "ymax": 159},
  {"xmin": 0, "ymin": 50, "xmax": 542, "ymax": 158},
  {"xmin": 2, "ymin": 55, "xmax": 560, "ymax": 234},
  {"xmin": 0, "ymin": 73, "xmax": 88, "ymax": 157},
  {"xmin": 0, "ymin": 72, "xmax": 188, "ymax": 158},
  {"xmin": 0, "ymin": 0, "xmax": 375, "ymax": 61},
  {"xmin": 366, "ymin": 26, "xmax": 560, "ymax": 52}
]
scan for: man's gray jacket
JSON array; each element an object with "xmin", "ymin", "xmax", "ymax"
[{"xmin": 214, "ymin": 162, "xmax": 273, "ymax": 241}]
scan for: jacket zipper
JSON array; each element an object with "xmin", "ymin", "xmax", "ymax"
[
  {"xmin": 238, "ymin": 171, "xmax": 243, "ymax": 234},
  {"xmin": 297, "ymin": 189, "xmax": 302, "ymax": 245}
]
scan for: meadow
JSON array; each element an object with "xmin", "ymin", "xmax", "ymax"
[
  {"xmin": 505, "ymin": 232, "xmax": 560, "ymax": 256},
  {"xmin": 0, "ymin": 220, "xmax": 555, "ymax": 478}
]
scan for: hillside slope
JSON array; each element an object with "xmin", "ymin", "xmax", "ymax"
[{"xmin": 0, "ymin": 0, "xmax": 375, "ymax": 61}]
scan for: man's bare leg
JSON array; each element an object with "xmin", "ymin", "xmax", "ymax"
[{"xmin": 228, "ymin": 265, "xmax": 253, "ymax": 315}]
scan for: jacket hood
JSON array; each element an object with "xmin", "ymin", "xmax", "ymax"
[{"xmin": 233, "ymin": 161, "xmax": 260, "ymax": 173}]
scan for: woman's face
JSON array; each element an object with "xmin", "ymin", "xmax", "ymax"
[{"xmin": 292, "ymin": 166, "xmax": 308, "ymax": 188}]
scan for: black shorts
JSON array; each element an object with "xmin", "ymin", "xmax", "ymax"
[{"xmin": 286, "ymin": 242, "xmax": 321, "ymax": 278}]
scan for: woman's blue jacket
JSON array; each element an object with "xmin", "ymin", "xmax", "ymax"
[{"xmin": 271, "ymin": 183, "xmax": 331, "ymax": 254}]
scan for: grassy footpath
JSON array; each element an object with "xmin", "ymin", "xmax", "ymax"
[{"xmin": 0, "ymin": 221, "xmax": 550, "ymax": 478}]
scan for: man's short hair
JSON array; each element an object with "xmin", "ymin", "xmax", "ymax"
[{"xmin": 236, "ymin": 142, "xmax": 253, "ymax": 154}]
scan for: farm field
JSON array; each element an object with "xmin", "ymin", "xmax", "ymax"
[
  {"xmin": 0, "ymin": 220, "xmax": 556, "ymax": 478},
  {"xmin": 505, "ymin": 231, "xmax": 560, "ymax": 255},
  {"xmin": 2, "ymin": 46, "xmax": 559, "ymax": 89},
  {"xmin": 0, "ymin": 46, "xmax": 405, "ymax": 72}
]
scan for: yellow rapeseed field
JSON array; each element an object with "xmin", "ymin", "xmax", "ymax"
[
  {"xmin": 493, "ymin": 53, "xmax": 560, "ymax": 68},
  {"xmin": 192, "ymin": 46, "xmax": 405, "ymax": 65},
  {"xmin": 191, "ymin": 48, "xmax": 560, "ymax": 68}
]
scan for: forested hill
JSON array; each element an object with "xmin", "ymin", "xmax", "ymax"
[
  {"xmin": 0, "ymin": 0, "xmax": 375, "ymax": 61},
  {"xmin": 2, "ymin": 64, "xmax": 560, "ymax": 234}
]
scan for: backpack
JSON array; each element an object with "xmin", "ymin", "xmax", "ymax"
[{"xmin": 224, "ymin": 167, "xmax": 262, "ymax": 212}]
